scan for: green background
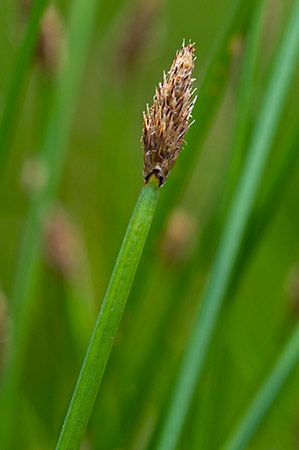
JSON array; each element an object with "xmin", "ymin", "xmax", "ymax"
[{"xmin": 0, "ymin": 0, "xmax": 298, "ymax": 448}]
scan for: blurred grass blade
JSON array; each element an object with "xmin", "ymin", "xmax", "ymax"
[
  {"xmin": 221, "ymin": 323, "xmax": 299, "ymax": 450},
  {"xmin": 0, "ymin": 0, "xmax": 102, "ymax": 447},
  {"xmin": 156, "ymin": 1, "xmax": 299, "ymax": 448},
  {"xmin": 223, "ymin": 0, "xmax": 265, "ymax": 207},
  {"xmin": 0, "ymin": 0, "xmax": 49, "ymax": 180},
  {"xmin": 152, "ymin": 0, "xmax": 259, "ymax": 231},
  {"xmin": 189, "ymin": 101, "xmax": 299, "ymax": 450},
  {"xmin": 56, "ymin": 180, "xmax": 160, "ymax": 450},
  {"xmin": 229, "ymin": 115, "xmax": 299, "ymax": 295}
]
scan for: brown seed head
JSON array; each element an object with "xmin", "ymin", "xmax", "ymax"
[{"xmin": 142, "ymin": 40, "xmax": 196, "ymax": 186}]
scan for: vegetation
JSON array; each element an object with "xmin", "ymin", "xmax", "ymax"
[{"xmin": 0, "ymin": 0, "xmax": 298, "ymax": 449}]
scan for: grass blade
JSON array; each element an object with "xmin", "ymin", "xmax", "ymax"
[
  {"xmin": 156, "ymin": 1, "xmax": 299, "ymax": 448},
  {"xmin": 223, "ymin": 0, "xmax": 265, "ymax": 207},
  {"xmin": 0, "ymin": 0, "xmax": 49, "ymax": 180},
  {"xmin": 221, "ymin": 323, "xmax": 299, "ymax": 450},
  {"xmin": 0, "ymin": 0, "xmax": 102, "ymax": 447},
  {"xmin": 228, "ymin": 115, "xmax": 299, "ymax": 297}
]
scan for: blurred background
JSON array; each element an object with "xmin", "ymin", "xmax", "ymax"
[{"xmin": 0, "ymin": 0, "xmax": 298, "ymax": 448}]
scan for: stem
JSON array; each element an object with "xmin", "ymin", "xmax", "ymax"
[
  {"xmin": 56, "ymin": 177, "xmax": 160, "ymax": 450},
  {"xmin": 221, "ymin": 323, "xmax": 299, "ymax": 450}
]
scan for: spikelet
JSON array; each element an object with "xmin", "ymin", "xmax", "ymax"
[{"xmin": 142, "ymin": 40, "xmax": 196, "ymax": 186}]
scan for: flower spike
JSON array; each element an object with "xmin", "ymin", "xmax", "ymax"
[{"xmin": 142, "ymin": 40, "xmax": 196, "ymax": 186}]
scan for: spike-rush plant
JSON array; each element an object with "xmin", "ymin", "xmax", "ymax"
[{"xmin": 56, "ymin": 41, "xmax": 196, "ymax": 450}]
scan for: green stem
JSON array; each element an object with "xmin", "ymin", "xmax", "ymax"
[
  {"xmin": 0, "ymin": 0, "xmax": 49, "ymax": 180},
  {"xmin": 221, "ymin": 323, "xmax": 299, "ymax": 450},
  {"xmin": 56, "ymin": 177, "xmax": 160, "ymax": 450},
  {"xmin": 156, "ymin": 0, "xmax": 299, "ymax": 448}
]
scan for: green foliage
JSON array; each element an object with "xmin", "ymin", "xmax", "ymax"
[
  {"xmin": 221, "ymin": 324, "xmax": 299, "ymax": 450},
  {"xmin": 0, "ymin": 0, "xmax": 49, "ymax": 180},
  {"xmin": 0, "ymin": 0, "xmax": 298, "ymax": 449},
  {"xmin": 156, "ymin": 2, "xmax": 299, "ymax": 447}
]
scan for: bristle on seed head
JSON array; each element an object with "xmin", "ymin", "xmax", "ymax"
[{"xmin": 142, "ymin": 40, "xmax": 196, "ymax": 186}]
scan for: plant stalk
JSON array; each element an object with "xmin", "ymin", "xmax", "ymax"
[{"xmin": 56, "ymin": 176, "xmax": 160, "ymax": 450}]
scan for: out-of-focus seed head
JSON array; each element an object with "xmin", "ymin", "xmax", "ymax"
[
  {"xmin": 18, "ymin": 1, "xmax": 65, "ymax": 75},
  {"xmin": 20, "ymin": 156, "xmax": 49, "ymax": 195},
  {"xmin": 37, "ymin": 4, "xmax": 65, "ymax": 74},
  {"xmin": 160, "ymin": 208, "xmax": 197, "ymax": 264},
  {"xmin": 142, "ymin": 40, "xmax": 196, "ymax": 186},
  {"xmin": 43, "ymin": 206, "xmax": 84, "ymax": 279},
  {"xmin": 0, "ymin": 290, "xmax": 12, "ymax": 366}
]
